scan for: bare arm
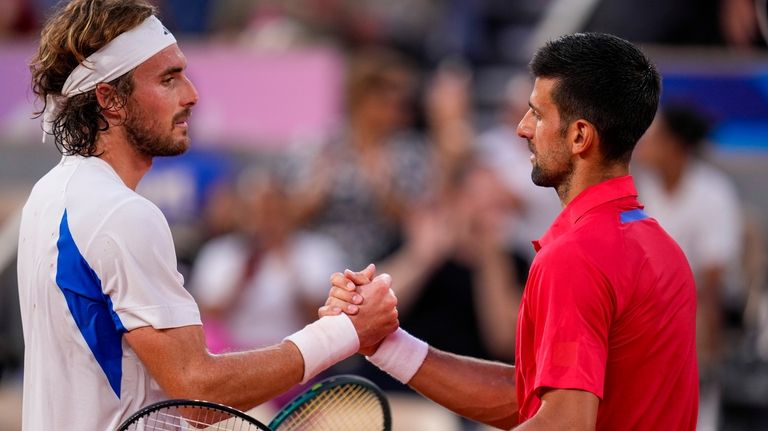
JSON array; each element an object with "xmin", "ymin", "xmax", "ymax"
[
  {"xmin": 409, "ymin": 347, "xmax": 519, "ymax": 429},
  {"xmin": 127, "ymin": 270, "xmax": 398, "ymax": 412},
  {"xmin": 125, "ymin": 326, "xmax": 304, "ymax": 412},
  {"xmin": 322, "ymin": 268, "xmax": 519, "ymax": 429},
  {"xmin": 472, "ymin": 243, "xmax": 521, "ymax": 360},
  {"xmin": 514, "ymin": 389, "xmax": 598, "ymax": 431},
  {"xmin": 698, "ymin": 265, "xmax": 724, "ymax": 372},
  {"xmin": 328, "ymin": 266, "xmax": 599, "ymax": 430}
]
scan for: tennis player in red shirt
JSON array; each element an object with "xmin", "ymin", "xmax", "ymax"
[{"xmin": 323, "ymin": 32, "xmax": 698, "ymax": 430}]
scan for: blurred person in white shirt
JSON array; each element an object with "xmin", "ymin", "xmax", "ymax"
[
  {"xmin": 191, "ymin": 170, "xmax": 347, "ymax": 351},
  {"xmin": 634, "ymin": 104, "xmax": 744, "ymax": 376}
]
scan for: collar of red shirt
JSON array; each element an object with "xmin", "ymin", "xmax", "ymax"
[{"xmin": 532, "ymin": 175, "xmax": 640, "ymax": 252}]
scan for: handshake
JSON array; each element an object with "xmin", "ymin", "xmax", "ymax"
[
  {"xmin": 320, "ymin": 263, "xmax": 398, "ymax": 356},
  {"xmin": 284, "ymin": 263, "xmax": 427, "ymax": 386}
]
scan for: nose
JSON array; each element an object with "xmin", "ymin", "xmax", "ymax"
[
  {"xmin": 517, "ymin": 109, "xmax": 533, "ymax": 139},
  {"xmin": 182, "ymin": 75, "xmax": 199, "ymax": 107}
]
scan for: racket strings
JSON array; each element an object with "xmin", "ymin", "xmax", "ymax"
[
  {"xmin": 276, "ymin": 384, "xmax": 385, "ymax": 431},
  {"xmin": 125, "ymin": 405, "xmax": 267, "ymax": 431}
]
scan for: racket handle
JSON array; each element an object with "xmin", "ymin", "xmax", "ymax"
[
  {"xmin": 367, "ymin": 328, "xmax": 428, "ymax": 384},
  {"xmin": 285, "ymin": 314, "xmax": 359, "ymax": 383}
]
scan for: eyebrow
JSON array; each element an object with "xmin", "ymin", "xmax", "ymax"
[{"xmin": 159, "ymin": 66, "xmax": 184, "ymax": 77}]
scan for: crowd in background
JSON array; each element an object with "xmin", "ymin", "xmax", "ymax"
[{"xmin": 1, "ymin": 0, "xmax": 768, "ymax": 430}]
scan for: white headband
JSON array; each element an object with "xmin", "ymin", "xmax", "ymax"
[{"xmin": 43, "ymin": 15, "xmax": 176, "ymax": 141}]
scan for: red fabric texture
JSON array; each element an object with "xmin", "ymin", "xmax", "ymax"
[{"xmin": 515, "ymin": 176, "xmax": 699, "ymax": 430}]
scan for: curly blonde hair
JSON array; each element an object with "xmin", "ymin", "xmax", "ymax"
[{"xmin": 30, "ymin": 0, "xmax": 156, "ymax": 156}]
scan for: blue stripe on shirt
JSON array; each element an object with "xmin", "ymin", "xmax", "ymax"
[
  {"xmin": 56, "ymin": 210, "xmax": 126, "ymax": 398},
  {"xmin": 620, "ymin": 209, "xmax": 650, "ymax": 224}
]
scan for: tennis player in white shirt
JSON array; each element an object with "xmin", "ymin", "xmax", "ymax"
[{"xmin": 18, "ymin": 1, "xmax": 398, "ymax": 429}]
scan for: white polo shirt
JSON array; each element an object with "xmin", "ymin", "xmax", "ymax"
[{"xmin": 17, "ymin": 155, "xmax": 201, "ymax": 430}]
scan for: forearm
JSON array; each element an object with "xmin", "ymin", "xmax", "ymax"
[
  {"xmin": 127, "ymin": 314, "xmax": 364, "ymax": 413},
  {"xmin": 127, "ymin": 325, "xmax": 305, "ymax": 411},
  {"xmin": 408, "ymin": 347, "xmax": 519, "ymax": 429},
  {"xmin": 510, "ymin": 389, "xmax": 598, "ymax": 431},
  {"xmin": 179, "ymin": 341, "xmax": 305, "ymax": 411},
  {"xmin": 473, "ymin": 248, "xmax": 520, "ymax": 359},
  {"xmin": 698, "ymin": 267, "xmax": 724, "ymax": 367}
]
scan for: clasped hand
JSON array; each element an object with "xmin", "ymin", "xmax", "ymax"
[{"xmin": 319, "ymin": 264, "xmax": 399, "ymax": 356}]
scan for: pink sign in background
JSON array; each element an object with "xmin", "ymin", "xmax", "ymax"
[{"xmin": 0, "ymin": 41, "xmax": 344, "ymax": 148}]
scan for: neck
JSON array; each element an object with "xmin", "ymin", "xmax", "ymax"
[
  {"xmin": 558, "ymin": 162, "xmax": 629, "ymax": 207},
  {"xmin": 95, "ymin": 132, "xmax": 152, "ymax": 190}
]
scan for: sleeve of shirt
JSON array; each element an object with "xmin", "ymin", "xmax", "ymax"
[
  {"xmin": 86, "ymin": 197, "xmax": 201, "ymax": 331},
  {"xmin": 530, "ymin": 243, "xmax": 615, "ymax": 399}
]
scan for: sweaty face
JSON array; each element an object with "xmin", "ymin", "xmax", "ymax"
[
  {"xmin": 517, "ymin": 78, "xmax": 573, "ymax": 189},
  {"xmin": 124, "ymin": 44, "xmax": 198, "ymax": 157}
]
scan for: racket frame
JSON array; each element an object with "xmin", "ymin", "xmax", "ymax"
[
  {"xmin": 268, "ymin": 374, "xmax": 392, "ymax": 430},
  {"xmin": 116, "ymin": 398, "xmax": 272, "ymax": 431}
]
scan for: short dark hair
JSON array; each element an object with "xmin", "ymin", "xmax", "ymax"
[
  {"xmin": 530, "ymin": 33, "xmax": 661, "ymax": 164},
  {"xmin": 659, "ymin": 104, "xmax": 712, "ymax": 154}
]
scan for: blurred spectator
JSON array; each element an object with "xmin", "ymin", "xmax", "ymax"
[
  {"xmin": 384, "ymin": 163, "xmax": 524, "ymax": 361},
  {"xmin": 0, "ymin": 0, "xmax": 37, "ymax": 38},
  {"xmin": 582, "ymin": 0, "xmax": 761, "ymax": 47},
  {"xmin": 207, "ymin": 0, "xmax": 438, "ymax": 52},
  {"xmin": 476, "ymin": 73, "xmax": 562, "ymax": 263},
  {"xmin": 199, "ymin": 180, "xmax": 239, "ymax": 240},
  {"xmin": 350, "ymin": 161, "xmax": 525, "ymax": 431},
  {"xmin": 634, "ymin": 104, "xmax": 744, "ymax": 430},
  {"xmin": 190, "ymin": 170, "xmax": 346, "ymax": 352},
  {"xmin": 636, "ymin": 104, "xmax": 744, "ymax": 369},
  {"xmin": 296, "ymin": 47, "xmax": 471, "ymax": 270}
]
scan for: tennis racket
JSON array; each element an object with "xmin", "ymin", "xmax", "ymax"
[
  {"xmin": 268, "ymin": 374, "xmax": 391, "ymax": 431},
  {"xmin": 116, "ymin": 399, "xmax": 272, "ymax": 431},
  {"xmin": 117, "ymin": 375, "xmax": 391, "ymax": 431}
]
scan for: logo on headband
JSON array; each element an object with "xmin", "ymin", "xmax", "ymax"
[{"xmin": 162, "ymin": 25, "xmax": 169, "ymax": 35}]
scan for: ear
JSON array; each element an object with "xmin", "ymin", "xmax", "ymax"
[
  {"xmin": 94, "ymin": 83, "xmax": 124, "ymax": 123},
  {"xmin": 569, "ymin": 119, "xmax": 598, "ymax": 157}
]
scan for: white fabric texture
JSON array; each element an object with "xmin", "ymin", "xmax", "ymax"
[
  {"xmin": 367, "ymin": 328, "xmax": 428, "ymax": 384},
  {"xmin": 43, "ymin": 15, "xmax": 176, "ymax": 139},
  {"xmin": 284, "ymin": 314, "xmax": 360, "ymax": 383},
  {"xmin": 17, "ymin": 155, "xmax": 201, "ymax": 430}
]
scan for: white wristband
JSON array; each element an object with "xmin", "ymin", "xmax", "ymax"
[
  {"xmin": 285, "ymin": 314, "xmax": 360, "ymax": 383},
  {"xmin": 366, "ymin": 328, "xmax": 428, "ymax": 384}
]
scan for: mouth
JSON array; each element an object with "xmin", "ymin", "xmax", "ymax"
[{"xmin": 173, "ymin": 110, "xmax": 191, "ymax": 129}]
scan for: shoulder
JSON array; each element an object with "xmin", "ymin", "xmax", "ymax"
[
  {"xmin": 531, "ymin": 237, "xmax": 604, "ymax": 285},
  {"xmin": 64, "ymin": 157, "xmax": 166, "ymax": 227},
  {"xmin": 65, "ymin": 182, "xmax": 170, "ymax": 259}
]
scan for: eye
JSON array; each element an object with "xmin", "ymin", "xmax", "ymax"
[{"xmin": 162, "ymin": 76, "xmax": 175, "ymax": 85}]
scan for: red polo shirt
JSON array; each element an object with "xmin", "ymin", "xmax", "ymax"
[{"xmin": 515, "ymin": 176, "xmax": 698, "ymax": 430}]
